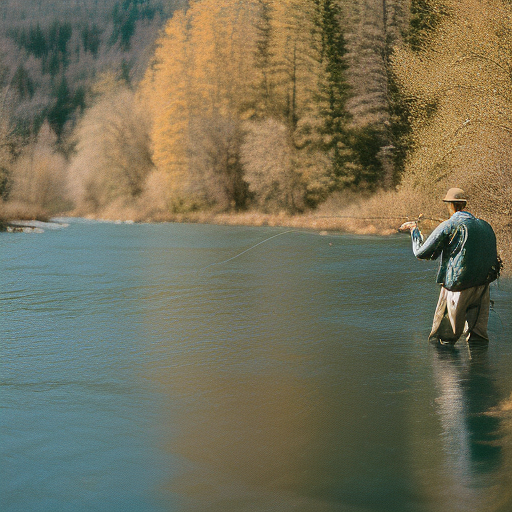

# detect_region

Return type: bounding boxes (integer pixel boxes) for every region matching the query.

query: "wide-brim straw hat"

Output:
[442,187,467,202]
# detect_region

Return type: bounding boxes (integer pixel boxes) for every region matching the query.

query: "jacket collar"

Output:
[451,211,474,220]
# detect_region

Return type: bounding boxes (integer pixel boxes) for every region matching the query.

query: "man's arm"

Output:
[400,220,451,260]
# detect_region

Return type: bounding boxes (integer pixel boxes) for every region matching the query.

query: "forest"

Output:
[0,0,510,264]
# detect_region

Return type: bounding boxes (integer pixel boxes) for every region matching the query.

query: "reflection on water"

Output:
[430,344,503,511]
[158,365,320,510]
[1,221,512,512]
[144,229,426,511]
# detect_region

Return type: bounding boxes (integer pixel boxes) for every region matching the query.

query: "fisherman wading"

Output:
[400,188,501,345]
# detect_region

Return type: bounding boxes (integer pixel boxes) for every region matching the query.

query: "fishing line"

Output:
[197,214,439,273]
[198,213,448,273]
[193,226,507,344]
[198,227,349,272]
[164,229,333,307]
[198,229,299,271]
[489,299,505,334]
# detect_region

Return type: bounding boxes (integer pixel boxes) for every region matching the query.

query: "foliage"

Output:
[188,116,249,210]
[142,0,261,210]
[10,21,73,75]
[48,77,86,137]
[0,116,13,198]
[112,0,163,50]
[391,0,512,266]
[340,0,410,187]
[143,0,360,212]
[68,76,153,212]
[392,0,512,215]
[8,122,68,211]
[4,0,510,239]
[0,0,179,139]
[241,119,304,212]
[0,80,20,199]
[408,0,449,51]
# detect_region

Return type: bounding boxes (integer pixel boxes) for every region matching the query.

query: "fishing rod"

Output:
[313,214,446,223]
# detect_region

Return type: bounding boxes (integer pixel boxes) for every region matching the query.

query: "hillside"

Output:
[0,0,181,135]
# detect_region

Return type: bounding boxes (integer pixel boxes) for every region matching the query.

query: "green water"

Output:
[1,220,512,512]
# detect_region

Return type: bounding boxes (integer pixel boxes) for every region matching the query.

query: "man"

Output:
[399,188,501,345]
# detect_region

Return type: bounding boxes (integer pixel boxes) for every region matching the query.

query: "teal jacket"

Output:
[411,211,498,291]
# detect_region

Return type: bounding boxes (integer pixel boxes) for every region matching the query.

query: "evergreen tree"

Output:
[316,0,351,181]
[47,76,85,137]
[252,0,274,118]
[12,66,35,100]
[81,23,102,56]
[339,0,410,187]
[408,0,448,51]
[48,76,73,136]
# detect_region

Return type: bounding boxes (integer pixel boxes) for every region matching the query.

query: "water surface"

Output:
[1,220,512,512]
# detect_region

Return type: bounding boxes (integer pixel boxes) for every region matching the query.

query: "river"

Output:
[1,219,512,512]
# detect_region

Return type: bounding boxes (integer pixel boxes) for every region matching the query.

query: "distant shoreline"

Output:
[0,208,437,236]
[77,210,407,236]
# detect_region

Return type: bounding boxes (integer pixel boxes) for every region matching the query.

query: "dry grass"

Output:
[69,197,403,234]
[0,201,50,225]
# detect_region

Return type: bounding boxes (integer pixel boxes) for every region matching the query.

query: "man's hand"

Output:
[398,221,417,233]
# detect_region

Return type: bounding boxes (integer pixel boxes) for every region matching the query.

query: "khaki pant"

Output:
[429,284,490,344]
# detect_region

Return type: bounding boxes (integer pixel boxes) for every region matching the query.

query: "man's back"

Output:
[412,211,498,291]
[442,212,498,290]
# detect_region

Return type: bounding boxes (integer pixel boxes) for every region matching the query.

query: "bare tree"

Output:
[188,116,248,211]
[8,121,68,211]
[241,119,306,213]
[68,78,154,212]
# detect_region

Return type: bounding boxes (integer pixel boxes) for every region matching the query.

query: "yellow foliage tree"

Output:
[142,1,260,210]
[260,0,324,126]
[142,0,343,211]
[392,0,512,215]
[142,11,191,206]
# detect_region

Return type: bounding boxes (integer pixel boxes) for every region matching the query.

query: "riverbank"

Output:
[3,193,510,277]
[83,210,412,235]
[0,201,49,230]
[73,188,446,236]
[0,198,432,236]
